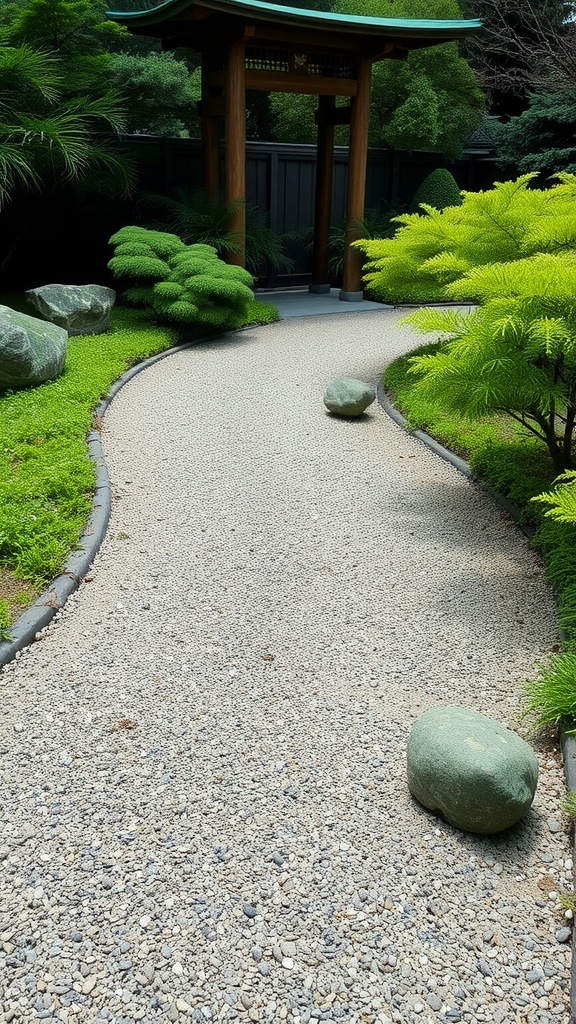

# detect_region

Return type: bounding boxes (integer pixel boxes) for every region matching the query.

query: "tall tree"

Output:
[462,0,575,116]
[271,0,484,156]
[0,38,131,209]
[492,91,576,176]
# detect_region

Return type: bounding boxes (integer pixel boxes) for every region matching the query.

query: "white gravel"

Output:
[0,308,573,1024]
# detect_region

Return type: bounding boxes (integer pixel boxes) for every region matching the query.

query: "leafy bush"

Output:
[525,654,576,731]
[108,226,258,332]
[356,173,576,304]
[533,471,576,524]
[403,251,576,471]
[409,168,462,213]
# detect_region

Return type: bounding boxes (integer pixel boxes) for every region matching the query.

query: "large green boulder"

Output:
[0,305,68,390]
[323,377,375,417]
[406,705,538,835]
[26,283,116,336]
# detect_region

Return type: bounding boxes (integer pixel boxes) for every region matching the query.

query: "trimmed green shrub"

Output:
[355,172,576,304]
[108,226,257,332]
[409,168,462,213]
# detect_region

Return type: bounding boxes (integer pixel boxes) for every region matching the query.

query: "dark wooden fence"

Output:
[126,136,498,284]
[0,136,498,290]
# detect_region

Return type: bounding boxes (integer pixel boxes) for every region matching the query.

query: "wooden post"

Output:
[225,38,247,267]
[341,56,371,301]
[200,58,220,199]
[310,94,335,294]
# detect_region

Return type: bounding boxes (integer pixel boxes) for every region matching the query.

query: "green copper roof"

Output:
[106,0,482,39]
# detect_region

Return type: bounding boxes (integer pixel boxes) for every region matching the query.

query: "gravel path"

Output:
[0,309,573,1024]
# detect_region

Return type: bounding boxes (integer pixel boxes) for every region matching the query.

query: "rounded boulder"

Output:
[406,705,538,835]
[323,377,375,417]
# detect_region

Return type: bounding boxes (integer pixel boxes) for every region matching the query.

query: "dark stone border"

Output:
[0,340,201,670]
[377,380,576,1022]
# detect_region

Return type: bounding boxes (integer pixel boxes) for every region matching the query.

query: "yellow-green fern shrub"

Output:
[108,226,256,332]
[355,173,576,304]
[403,251,576,473]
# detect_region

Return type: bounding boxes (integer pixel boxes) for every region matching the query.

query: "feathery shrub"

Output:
[403,251,576,472]
[108,226,257,332]
[356,172,576,304]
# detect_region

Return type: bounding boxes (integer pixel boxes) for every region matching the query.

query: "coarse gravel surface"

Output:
[0,308,573,1024]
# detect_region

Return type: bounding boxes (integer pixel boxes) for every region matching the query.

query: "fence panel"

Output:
[0,135,498,290]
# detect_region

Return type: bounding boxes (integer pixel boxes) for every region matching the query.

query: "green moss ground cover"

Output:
[384,342,576,700]
[0,300,279,624]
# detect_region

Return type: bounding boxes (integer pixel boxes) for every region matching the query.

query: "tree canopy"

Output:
[271,0,484,156]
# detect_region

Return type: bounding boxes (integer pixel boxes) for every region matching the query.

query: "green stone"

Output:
[406,705,538,835]
[26,284,116,336]
[323,377,375,417]
[0,305,67,390]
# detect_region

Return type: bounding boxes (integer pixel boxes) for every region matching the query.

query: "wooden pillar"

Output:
[310,95,335,294]
[225,38,247,267]
[200,58,220,200]
[341,56,372,301]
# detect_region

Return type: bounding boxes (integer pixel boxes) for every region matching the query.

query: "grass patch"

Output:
[384,340,576,731]
[0,299,279,623]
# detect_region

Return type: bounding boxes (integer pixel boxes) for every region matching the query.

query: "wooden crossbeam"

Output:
[210,68,357,96]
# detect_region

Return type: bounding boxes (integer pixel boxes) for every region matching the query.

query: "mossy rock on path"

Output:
[406,705,538,835]
[323,377,375,417]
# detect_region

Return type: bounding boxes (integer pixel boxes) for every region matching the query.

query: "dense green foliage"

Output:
[534,471,576,524]
[493,91,576,176]
[271,0,484,154]
[110,51,197,137]
[357,173,576,304]
[409,169,463,212]
[524,654,576,731]
[108,226,264,331]
[404,251,576,471]
[0,39,130,208]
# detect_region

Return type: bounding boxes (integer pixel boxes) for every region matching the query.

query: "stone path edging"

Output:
[377,380,576,1023]
[0,341,201,670]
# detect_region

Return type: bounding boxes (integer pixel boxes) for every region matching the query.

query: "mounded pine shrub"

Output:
[108,226,257,332]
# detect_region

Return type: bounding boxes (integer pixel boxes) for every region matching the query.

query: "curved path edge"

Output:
[0,338,213,671]
[377,380,576,1023]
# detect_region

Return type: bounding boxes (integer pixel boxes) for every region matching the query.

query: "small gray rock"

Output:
[26,284,116,336]
[0,305,67,390]
[555,927,571,943]
[406,705,538,834]
[323,377,375,417]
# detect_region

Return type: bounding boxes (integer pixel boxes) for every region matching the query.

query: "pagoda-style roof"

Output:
[107,0,483,298]
[107,0,482,56]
